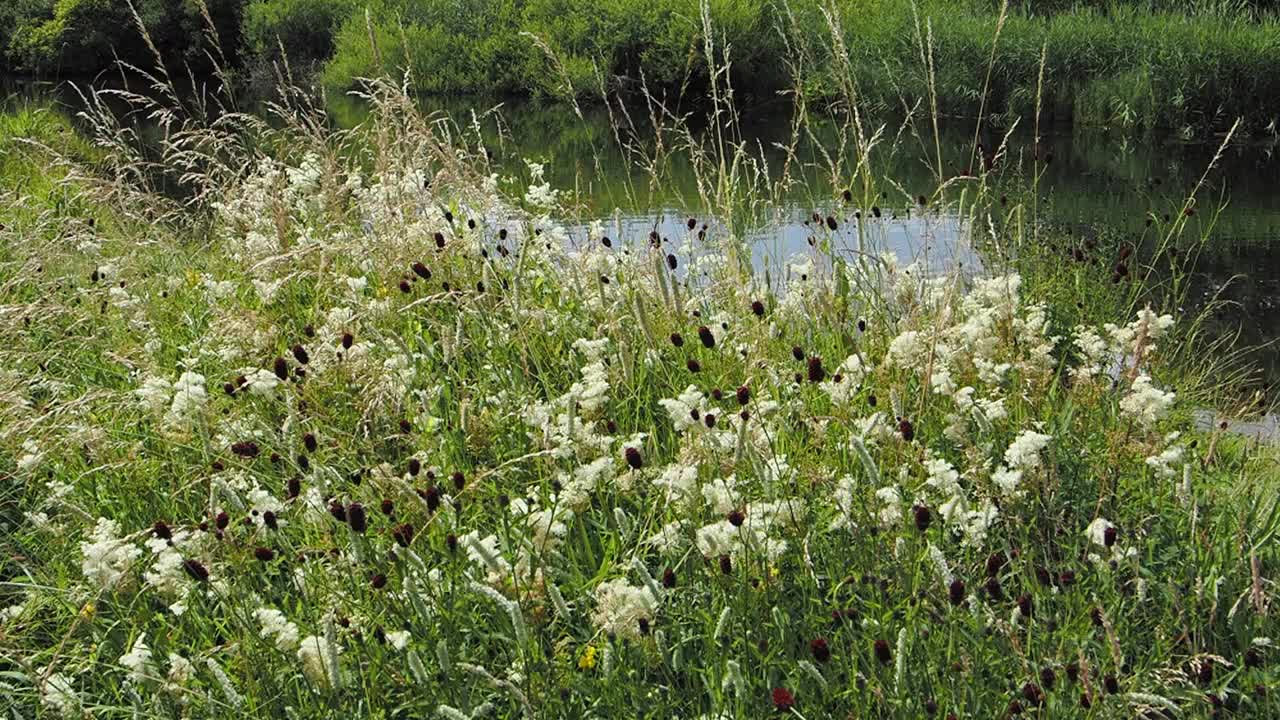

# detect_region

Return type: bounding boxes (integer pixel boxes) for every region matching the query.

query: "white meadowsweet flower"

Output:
[119,633,155,685]
[165,369,208,427]
[81,517,142,591]
[991,466,1023,495]
[1085,517,1115,547]
[243,368,281,396]
[1120,375,1176,426]
[875,486,903,527]
[1004,430,1052,470]
[886,330,926,368]
[590,578,658,641]
[40,672,80,717]
[298,634,340,687]
[386,630,412,651]
[256,607,301,652]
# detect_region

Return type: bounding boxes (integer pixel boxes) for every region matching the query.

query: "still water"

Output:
[8,80,1280,400]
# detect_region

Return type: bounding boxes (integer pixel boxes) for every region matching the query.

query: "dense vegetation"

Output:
[2,0,1280,136]
[2,55,1279,715]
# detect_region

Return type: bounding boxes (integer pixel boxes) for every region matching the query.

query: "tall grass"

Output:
[0,4,1277,718]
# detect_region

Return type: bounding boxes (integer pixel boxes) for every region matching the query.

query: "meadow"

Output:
[2,3,1280,719]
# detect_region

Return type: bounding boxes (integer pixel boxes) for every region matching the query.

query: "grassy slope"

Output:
[1,81,1278,718]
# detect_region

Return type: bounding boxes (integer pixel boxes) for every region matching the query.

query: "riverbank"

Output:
[2,1,1279,138]
[3,74,1279,716]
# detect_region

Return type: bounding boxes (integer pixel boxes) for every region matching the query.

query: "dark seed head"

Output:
[152,521,172,540]
[792,345,805,362]
[913,504,932,532]
[751,300,765,317]
[897,418,914,442]
[825,216,838,231]
[254,546,275,562]
[347,502,367,533]
[807,356,825,383]
[662,568,677,588]
[736,385,750,405]
[810,637,831,663]
[625,447,644,470]
[949,579,966,606]
[371,573,387,589]
[182,559,209,582]
[412,262,431,280]
[985,576,1004,601]
[687,359,701,373]
[291,344,310,365]
[303,432,317,453]
[874,638,892,665]
[1104,675,1119,694]
[434,232,446,248]
[341,332,354,350]
[719,554,732,575]
[273,357,289,381]
[392,523,415,547]
[1104,526,1118,547]
[697,326,715,349]
[670,332,684,347]
[451,471,465,491]
[728,509,745,527]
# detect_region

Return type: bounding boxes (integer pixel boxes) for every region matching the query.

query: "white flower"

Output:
[385,630,411,651]
[243,368,281,396]
[81,517,142,590]
[136,376,173,412]
[298,634,340,687]
[119,633,155,685]
[1120,375,1176,426]
[40,672,80,717]
[590,578,658,641]
[695,520,738,558]
[875,486,903,526]
[165,369,208,427]
[886,330,926,368]
[256,607,301,652]
[924,456,961,496]
[1085,517,1115,547]
[1004,430,1051,470]
[991,466,1022,495]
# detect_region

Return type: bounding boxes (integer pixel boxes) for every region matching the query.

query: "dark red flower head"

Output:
[874,638,892,665]
[347,502,367,533]
[772,687,795,712]
[182,558,209,582]
[697,325,715,349]
[913,504,932,531]
[810,637,831,663]
[624,447,643,470]
[807,356,825,383]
